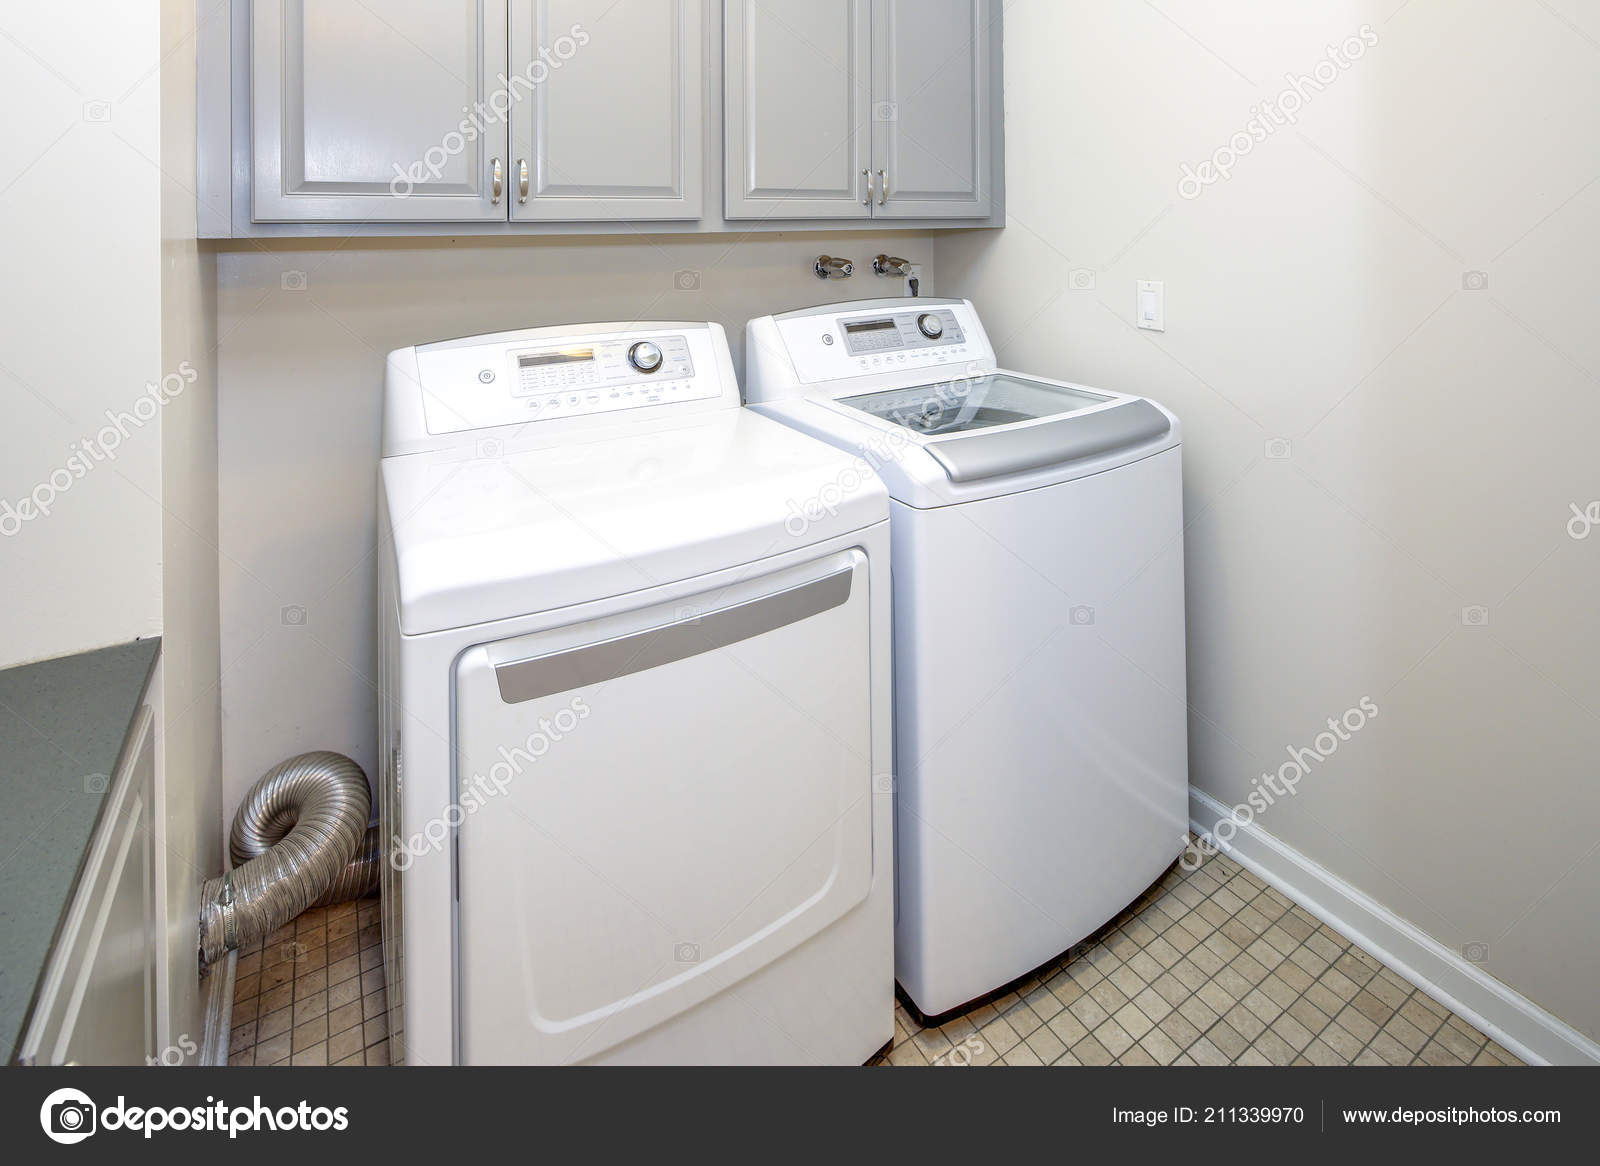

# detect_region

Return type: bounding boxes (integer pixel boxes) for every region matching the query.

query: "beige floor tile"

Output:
[1139,1027,1183,1066]
[1383,1014,1430,1054]
[226,874,1529,1072]
[253,1030,292,1065]
[1432,1022,1486,1062]
[1367,1031,1413,1066]
[293,1015,327,1052]
[1071,1034,1113,1066]
[1286,996,1330,1036]
[1253,1030,1297,1066]
[1225,1003,1268,1043]
[1271,1012,1315,1053]
[293,994,329,1027]
[979,1015,1022,1056]
[328,1000,364,1037]
[1046,1009,1090,1049]
[1003,1042,1045,1066]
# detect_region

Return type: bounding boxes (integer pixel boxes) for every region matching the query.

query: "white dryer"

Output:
[377,321,893,1064]
[745,299,1190,1021]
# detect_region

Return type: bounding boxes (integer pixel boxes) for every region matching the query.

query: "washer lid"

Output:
[839,373,1111,436]
[839,374,1171,485]
[381,410,887,635]
[925,398,1172,484]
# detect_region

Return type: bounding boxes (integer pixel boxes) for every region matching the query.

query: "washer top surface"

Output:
[743,300,1180,509]
[838,373,1111,436]
[382,322,887,636]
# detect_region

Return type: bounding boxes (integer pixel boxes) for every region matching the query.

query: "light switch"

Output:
[1137,280,1165,332]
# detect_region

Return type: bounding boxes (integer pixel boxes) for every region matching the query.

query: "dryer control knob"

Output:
[917,313,944,339]
[628,341,664,373]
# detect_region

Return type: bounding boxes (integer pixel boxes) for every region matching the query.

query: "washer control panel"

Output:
[409,324,728,438]
[840,309,964,357]
[769,300,994,388]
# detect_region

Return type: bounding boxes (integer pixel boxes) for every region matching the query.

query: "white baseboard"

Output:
[199,951,237,1067]
[1188,787,1600,1066]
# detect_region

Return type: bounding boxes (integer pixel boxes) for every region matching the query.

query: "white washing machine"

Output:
[377,321,894,1064]
[745,299,1190,1020]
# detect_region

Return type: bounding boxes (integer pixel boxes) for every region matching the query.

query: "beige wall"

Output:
[159,0,225,1055]
[215,233,937,822]
[936,0,1600,1039]
[0,3,164,668]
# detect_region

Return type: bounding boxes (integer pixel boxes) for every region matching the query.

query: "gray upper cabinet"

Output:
[509,1,703,220]
[723,0,873,219]
[724,0,993,221]
[209,0,999,233]
[252,0,510,222]
[870,0,992,219]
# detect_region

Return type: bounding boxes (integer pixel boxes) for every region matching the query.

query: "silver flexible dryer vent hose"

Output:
[198,751,380,968]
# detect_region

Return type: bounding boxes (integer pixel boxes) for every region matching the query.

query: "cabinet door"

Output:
[724,0,872,219]
[252,0,510,222]
[19,707,158,1065]
[509,1,702,220]
[870,0,992,219]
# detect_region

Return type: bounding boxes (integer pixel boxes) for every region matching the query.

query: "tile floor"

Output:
[227,844,1524,1068]
[872,842,1523,1067]
[227,895,389,1066]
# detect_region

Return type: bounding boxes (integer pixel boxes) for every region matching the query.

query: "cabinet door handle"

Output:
[490,158,503,205]
[877,169,888,206]
[517,158,529,204]
[862,168,874,206]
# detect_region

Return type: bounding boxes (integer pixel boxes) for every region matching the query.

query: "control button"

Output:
[628,341,664,373]
[478,369,496,384]
[918,313,944,339]
[821,333,834,346]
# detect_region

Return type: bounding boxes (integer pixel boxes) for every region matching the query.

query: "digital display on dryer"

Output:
[844,319,897,335]
[518,348,595,367]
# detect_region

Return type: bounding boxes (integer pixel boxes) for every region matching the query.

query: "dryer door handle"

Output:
[492,567,855,705]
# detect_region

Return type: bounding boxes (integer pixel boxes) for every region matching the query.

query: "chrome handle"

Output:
[517,158,529,204]
[877,169,887,206]
[862,168,874,206]
[490,158,503,205]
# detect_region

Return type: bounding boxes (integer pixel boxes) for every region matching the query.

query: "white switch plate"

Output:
[1137,280,1165,331]
[907,263,924,296]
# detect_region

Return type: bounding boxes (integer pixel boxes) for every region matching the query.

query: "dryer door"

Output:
[452,549,873,1063]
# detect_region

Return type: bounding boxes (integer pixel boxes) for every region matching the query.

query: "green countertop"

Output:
[0,638,160,1061]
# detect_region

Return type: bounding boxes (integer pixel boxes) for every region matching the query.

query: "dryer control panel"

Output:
[386,323,736,451]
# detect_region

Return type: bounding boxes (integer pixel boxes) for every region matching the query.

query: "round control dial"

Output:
[917,313,944,340]
[628,341,664,373]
